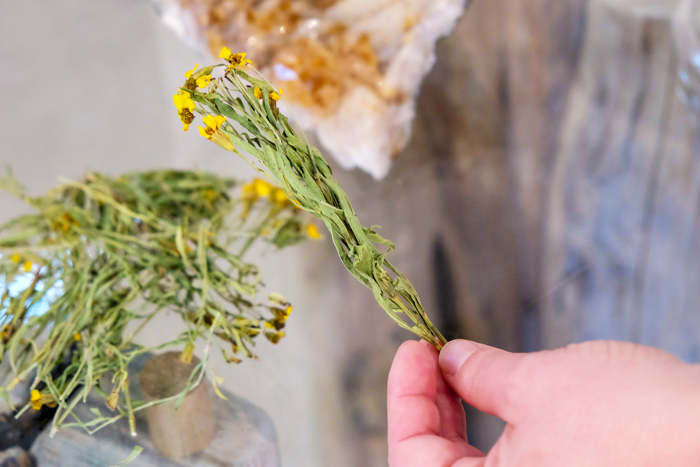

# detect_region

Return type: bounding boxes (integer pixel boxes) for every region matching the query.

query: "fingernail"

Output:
[439,340,480,376]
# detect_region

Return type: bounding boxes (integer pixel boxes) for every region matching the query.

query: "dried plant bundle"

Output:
[174,53,446,350]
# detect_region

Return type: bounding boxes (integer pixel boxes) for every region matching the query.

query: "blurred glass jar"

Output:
[673,0,700,115]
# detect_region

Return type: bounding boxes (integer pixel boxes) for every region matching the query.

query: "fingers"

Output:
[439,340,526,421]
[388,340,486,467]
[387,340,442,445]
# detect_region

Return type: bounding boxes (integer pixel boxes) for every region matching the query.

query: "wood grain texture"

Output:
[541,0,695,354]
[505,0,589,324]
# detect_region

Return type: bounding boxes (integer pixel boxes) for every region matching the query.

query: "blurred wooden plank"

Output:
[637,86,700,361]
[505,0,588,329]
[313,0,555,461]
[542,1,694,352]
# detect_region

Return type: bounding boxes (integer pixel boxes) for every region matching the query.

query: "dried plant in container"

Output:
[0,169,318,438]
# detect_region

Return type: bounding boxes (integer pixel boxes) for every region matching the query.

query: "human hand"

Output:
[387,339,700,466]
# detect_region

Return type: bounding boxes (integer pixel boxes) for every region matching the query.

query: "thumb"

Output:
[439,340,526,421]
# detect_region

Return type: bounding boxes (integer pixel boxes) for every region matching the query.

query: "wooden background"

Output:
[2,0,699,465]
[312,0,700,464]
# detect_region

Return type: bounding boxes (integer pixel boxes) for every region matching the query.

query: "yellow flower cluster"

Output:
[253,87,282,102]
[173,63,216,131]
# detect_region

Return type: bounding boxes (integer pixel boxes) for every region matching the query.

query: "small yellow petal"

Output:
[307,224,322,239]
[213,115,226,127]
[30,390,42,410]
[269,91,281,101]
[184,63,199,79]
[219,46,232,60]
[10,254,20,263]
[73,332,82,341]
[183,122,190,132]
[254,87,263,99]
[196,75,212,88]
[23,261,33,272]
[198,126,209,138]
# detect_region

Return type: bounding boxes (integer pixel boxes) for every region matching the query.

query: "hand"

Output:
[387,339,700,466]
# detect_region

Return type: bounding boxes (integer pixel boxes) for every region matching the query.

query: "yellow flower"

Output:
[254,87,263,99]
[30,390,57,410]
[252,179,273,197]
[272,305,293,323]
[10,254,20,263]
[198,115,235,151]
[265,330,286,344]
[183,63,214,90]
[173,92,196,131]
[271,188,290,207]
[219,47,252,68]
[72,332,82,341]
[198,115,226,138]
[269,90,281,101]
[219,46,233,60]
[307,224,322,240]
[23,261,33,272]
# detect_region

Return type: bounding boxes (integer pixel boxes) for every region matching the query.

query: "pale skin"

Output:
[387,339,700,467]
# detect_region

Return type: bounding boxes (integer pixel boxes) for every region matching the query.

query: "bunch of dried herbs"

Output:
[0,169,316,436]
[174,51,447,350]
